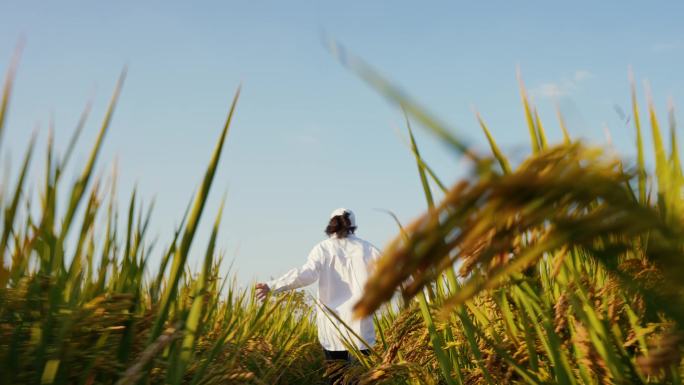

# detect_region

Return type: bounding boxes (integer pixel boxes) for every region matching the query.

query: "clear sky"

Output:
[1,1,682,286]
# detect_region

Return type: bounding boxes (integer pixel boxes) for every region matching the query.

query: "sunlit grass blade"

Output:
[645,83,670,209]
[518,69,541,153]
[667,100,683,219]
[327,39,485,169]
[534,107,548,149]
[56,99,92,182]
[0,132,35,282]
[151,197,192,301]
[630,70,647,205]
[475,109,511,174]
[60,68,126,239]
[669,100,681,176]
[405,110,459,385]
[417,296,459,385]
[555,103,571,144]
[171,198,225,385]
[0,42,22,150]
[406,111,435,208]
[394,125,448,193]
[456,308,500,385]
[148,86,240,343]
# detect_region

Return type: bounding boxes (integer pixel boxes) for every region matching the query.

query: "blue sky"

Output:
[1,1,682,286]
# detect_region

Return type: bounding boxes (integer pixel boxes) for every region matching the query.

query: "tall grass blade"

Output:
[534,108,548,149]
[57,99,92,181]
[517,69,540,153]
[171,199,225,385]
[60,68,126,239]
[555,103,571,144]
[669,100,681,175]
[406,112,459,385]
[475,110,511,174]
[630,70,647,204]
[327,40,485,169]
[148,86,240,342]
[406,111,435,208]
[646,84,670,210]
[0,133,35,281]
[0,42,22,150]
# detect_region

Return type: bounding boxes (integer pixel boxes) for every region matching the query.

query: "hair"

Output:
[325,211,357,238]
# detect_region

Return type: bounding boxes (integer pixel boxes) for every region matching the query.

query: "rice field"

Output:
[1,47,683,385]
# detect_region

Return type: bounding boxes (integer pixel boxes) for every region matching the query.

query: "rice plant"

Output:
[331,43,684,384]
[0,56,325,385]
[2,43,684,385]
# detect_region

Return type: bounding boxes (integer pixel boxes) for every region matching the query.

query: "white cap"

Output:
[330,208,356,227]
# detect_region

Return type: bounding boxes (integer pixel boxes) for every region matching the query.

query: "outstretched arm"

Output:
[255,245,323,300]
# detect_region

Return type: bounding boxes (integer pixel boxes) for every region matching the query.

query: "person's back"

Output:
[256,208,380,381]
[312,233,378,350]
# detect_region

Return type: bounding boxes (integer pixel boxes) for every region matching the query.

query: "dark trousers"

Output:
[323,349,370,385]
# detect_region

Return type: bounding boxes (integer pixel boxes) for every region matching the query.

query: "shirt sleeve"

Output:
[266,245,323,293]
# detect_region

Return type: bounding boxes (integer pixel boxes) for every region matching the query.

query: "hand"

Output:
[255,283,271,301]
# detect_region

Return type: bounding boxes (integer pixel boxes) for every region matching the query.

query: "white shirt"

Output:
[266,234,380,351]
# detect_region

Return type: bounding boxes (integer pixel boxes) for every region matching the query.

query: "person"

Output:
[255,208,380,382]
